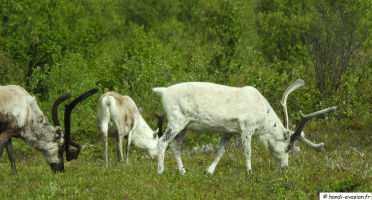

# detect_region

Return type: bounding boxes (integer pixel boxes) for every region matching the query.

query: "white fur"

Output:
[0,85,63,165]
[96,92,159,166]
[153,82,312,175]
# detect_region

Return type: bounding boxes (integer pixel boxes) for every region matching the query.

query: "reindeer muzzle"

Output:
[50,162,64,173]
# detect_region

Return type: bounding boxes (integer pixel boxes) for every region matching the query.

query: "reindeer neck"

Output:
[254,101,286,147]
[132,114,154,140]
[22,122,58,152]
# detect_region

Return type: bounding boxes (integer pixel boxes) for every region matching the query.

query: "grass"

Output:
[1,120,371,199]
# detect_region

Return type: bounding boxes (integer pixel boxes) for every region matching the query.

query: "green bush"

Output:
[0,0,371,139]
[28,52,98,139]
[330,175,367,192]
[0,49,25,86]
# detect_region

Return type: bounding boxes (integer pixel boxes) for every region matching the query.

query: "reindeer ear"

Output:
[55,126,64,143]
[291,145,300,156]
[55,126,62,135]
[290,132,304,155]
[284,130,290,140]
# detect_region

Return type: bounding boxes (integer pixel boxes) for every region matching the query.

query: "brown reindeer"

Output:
[0,85,98,175]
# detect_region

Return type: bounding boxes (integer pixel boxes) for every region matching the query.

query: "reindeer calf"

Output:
[96,92,165,166]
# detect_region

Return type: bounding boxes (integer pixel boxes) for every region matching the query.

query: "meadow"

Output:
[1,120,371,199]
[1,0,372,199]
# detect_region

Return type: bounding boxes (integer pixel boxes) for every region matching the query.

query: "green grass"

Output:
[1,121,371,199]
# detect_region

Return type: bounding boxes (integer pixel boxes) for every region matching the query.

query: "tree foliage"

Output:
[0,0,371,138]
[198,0,244,84]
[307,0,371,102]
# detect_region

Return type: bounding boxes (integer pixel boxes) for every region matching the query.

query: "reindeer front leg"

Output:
[241,130,253,173]
[170,130,186,175]
[158,128,181,174]
[158,129,173,174]
[125,121,138,165]
[1,128,17,175]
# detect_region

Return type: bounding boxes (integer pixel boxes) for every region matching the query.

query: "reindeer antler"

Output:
[280,79,305,155]
[280,79,305,129]
[52,93,71,127]
[154,112,166,138]
[64,88,99,161]
[290,107,336,150]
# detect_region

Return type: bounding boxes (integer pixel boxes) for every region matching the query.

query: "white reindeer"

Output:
[96,92,165,166]
[153,80,336,175]
[0,85,98,174]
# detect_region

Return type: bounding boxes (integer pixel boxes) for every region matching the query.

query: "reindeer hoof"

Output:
[205,169,214,175]
[179,168,186,175]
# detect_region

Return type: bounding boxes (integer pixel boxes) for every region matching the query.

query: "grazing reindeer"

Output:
[153,80,336,175]
[96,92,165,166]
[0,85,98,174]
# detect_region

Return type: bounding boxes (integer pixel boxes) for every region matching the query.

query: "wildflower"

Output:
[362,153,365,157]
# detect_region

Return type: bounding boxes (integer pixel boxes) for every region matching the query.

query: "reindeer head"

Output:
[145,112,166,159]
[140,107,164,159]
[270,79,336,167]
[50,88,98,172]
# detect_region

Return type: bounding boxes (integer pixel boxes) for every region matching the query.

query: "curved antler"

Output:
[290,107,336,150]
[64,88,99,161]
[52,93,72,127]
[280,79,305,155]
[154,112,166,138]
[280,79,305,129]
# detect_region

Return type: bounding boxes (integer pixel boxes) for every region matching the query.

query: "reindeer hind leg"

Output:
[114,138,124,162]
[99,126,109,167]
[206,133,233,175]
[6,138,17,175]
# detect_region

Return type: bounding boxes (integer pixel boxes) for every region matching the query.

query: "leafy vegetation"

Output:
[1,0,371,120]
[0,0,371,198]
